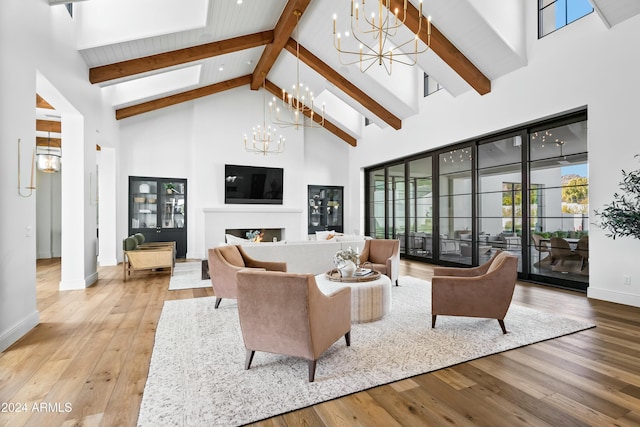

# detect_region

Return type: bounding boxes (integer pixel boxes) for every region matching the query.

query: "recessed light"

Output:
[219,65,224,71]
[237,0,242,4]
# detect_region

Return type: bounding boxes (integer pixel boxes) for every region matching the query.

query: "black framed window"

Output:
[424,73,442,97]
[539,0,593,38]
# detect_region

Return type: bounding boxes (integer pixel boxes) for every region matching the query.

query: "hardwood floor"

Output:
[1,258,640,426]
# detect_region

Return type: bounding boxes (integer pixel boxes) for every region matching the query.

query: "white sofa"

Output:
[238,239,368,275]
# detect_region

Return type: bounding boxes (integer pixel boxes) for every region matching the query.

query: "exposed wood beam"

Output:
[36,137,62,148]
[36,94,54,109]
[264,79,357,147]
[250,0,311,90]
[90,31,274,84]
[115,75,252,120]
[389,0,491,95]
[284,38,402,130]
[36,119,61,133]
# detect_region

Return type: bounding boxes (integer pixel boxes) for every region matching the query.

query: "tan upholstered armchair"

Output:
[208,245,287,308]
[236,270,351,382]
[359,239,400,286]
[431,250,518,334]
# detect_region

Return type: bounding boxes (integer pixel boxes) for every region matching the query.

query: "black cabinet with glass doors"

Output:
[128,176,187,258]
[308,185,343,234]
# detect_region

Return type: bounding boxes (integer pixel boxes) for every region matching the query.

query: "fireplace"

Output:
[202,206,303,258]
[226,228,284,242]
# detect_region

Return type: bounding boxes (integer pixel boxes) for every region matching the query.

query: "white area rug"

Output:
[168,262,211,290]
[140,276,594,426]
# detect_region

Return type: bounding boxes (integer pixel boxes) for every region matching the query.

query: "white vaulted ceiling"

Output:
[63,0,639,145]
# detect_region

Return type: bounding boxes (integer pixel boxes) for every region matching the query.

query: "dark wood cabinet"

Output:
[129,176,187,258]
[308,185,343,234]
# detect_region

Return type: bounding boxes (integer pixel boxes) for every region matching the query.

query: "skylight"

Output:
[75,0,209,50]
[107,65,202,106]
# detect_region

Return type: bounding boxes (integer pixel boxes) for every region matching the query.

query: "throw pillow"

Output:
[123,236,137,251]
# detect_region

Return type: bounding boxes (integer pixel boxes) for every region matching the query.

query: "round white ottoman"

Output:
[315,273,392,323]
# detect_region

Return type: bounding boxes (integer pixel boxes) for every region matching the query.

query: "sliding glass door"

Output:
[364,110,588,291]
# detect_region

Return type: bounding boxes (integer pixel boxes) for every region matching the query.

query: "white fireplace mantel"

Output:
[203,206,303,215]
[203,206,305,250]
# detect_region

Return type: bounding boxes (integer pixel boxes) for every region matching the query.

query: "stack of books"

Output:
[354,268,373,277]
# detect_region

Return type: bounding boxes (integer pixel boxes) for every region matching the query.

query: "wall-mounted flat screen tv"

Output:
[225,164,284,205]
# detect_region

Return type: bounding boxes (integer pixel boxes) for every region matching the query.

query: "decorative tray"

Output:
[324,268,381,283]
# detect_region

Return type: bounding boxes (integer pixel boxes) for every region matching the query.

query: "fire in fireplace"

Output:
[225,228,284,242]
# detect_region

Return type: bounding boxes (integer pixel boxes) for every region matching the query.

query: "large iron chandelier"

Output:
[269,10,325,130]
[333,0,431,75]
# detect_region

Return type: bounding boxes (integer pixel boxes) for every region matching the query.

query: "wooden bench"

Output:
[123,236,176,281]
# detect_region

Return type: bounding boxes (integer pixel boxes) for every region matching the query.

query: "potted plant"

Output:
[595,156,640,240]
[164,183,176,194]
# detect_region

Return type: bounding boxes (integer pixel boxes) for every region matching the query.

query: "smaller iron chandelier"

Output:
[269,9,325,130]
[244,81,285,155]
[37,132,61,173]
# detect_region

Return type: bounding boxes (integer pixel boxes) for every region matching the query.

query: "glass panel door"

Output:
[367,169,386,239]
[388,164,405,246]
[438,147,473,264]
[160,180,185,229]
[528,120,588,288]
[408,157,433,258]
[130,178,158,235]
[477,136,523,270]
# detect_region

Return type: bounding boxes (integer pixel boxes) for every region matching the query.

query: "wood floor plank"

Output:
[451,362,589,427]
[2,258,640,427]
[413,373,547,427]
[543,392,633,427]
[368,381,477,426]
[431,366,478,391]
[468,356,551,399]
[489,351,631,420]
[314,391,402,427]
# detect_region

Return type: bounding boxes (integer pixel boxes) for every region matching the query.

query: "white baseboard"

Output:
[86,271,98,287]
[59,271,100,290]
[588,287,640,308]
[98,257,118,267]
[59,279,86,290]
[0,310,40,353]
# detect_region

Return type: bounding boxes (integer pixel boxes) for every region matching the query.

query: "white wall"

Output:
[118,87,351,259]
[0,1,120,351]
[351,7,640,307]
